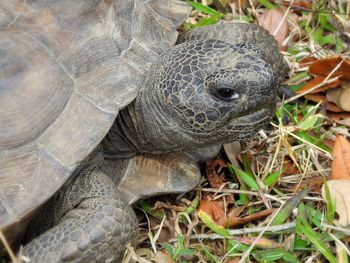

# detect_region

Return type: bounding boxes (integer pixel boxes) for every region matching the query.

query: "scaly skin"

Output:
[177,22,289,84]
[23,161,138,263]
[22,24,285,262]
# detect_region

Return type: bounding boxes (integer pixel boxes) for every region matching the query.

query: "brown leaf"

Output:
[327,112,350,128]
[322,179,350,226]
[324,138,335,149]
[282,137,300,170]
[283,0,312,11]
[199,199,226,224]
[339,82,350,111]
[296,76,341,94]
[258,8,289,48]
[326,82,350,112]
[227,206,245,218]
[299,56,318,67]
[331,135,350,180]
[335,118,350,127]
[291,176,324,192]
[223,142,241,167]
[199,200,274,228]
[234,236,283,249]
[309,57,350,80]
[326,87,343,107]
[304,93,326,103]
[154,250,174,263]
[205,159,227,188]
[330,12,350,38]
[325,101,344,112]
[282,159,299,176]
[224,209,275,228]
[224,259,240,263]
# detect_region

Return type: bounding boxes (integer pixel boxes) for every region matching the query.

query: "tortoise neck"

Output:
[102,100,143,159]
[102,89,193,159]
[102,96,172,159]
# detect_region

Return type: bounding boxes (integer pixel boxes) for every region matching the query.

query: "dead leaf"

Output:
[309,57,350,80]
[282,159,299,176]
[336,118,350,127]
[325,81,350,112]
[224,259,240,263]
[326,87,343,106]
[199,199,226,225]
[339,82,350,111]
[154,201,186,212]
[283,0,312,11]
[325,101,344,112]
[304,93,326,103]
[225,209,275,228]
[153,250,173,263]
[223,142,241,167]
[258,8,289,48]
[299,56,318,67]
[199,199,274,228]
[322,179,350,226]
[205,160,227,188]
[330,13,350,39]
[291,176,324,192]
[331,135,350,180]
[327,112,350,127]
[282,137,300,171]
[324,138,335,149]
[234,236,283,249]
[296,76,341,94]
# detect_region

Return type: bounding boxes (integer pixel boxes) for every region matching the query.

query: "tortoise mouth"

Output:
[239,107,273,121]
[228,107,274,135]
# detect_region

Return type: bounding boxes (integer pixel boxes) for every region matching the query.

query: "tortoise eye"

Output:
[213,87,239,101]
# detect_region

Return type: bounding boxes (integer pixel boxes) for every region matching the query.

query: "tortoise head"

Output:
[136,39,278,153]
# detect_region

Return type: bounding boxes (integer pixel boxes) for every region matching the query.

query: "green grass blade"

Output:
[271,190,308,225]
[323,179,335,223]
[296,220,337,263]
[229,165,260,190]
[263,171,281,186]
[197,210,231,237]
[187,1,224,17]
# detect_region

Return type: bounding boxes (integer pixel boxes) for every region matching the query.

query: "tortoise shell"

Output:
[0,0,190,242]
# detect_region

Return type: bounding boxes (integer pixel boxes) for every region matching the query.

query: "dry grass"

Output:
[124,1,350,262]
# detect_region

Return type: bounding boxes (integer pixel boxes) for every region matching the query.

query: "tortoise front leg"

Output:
[22,168,137,262]
[116,153,201,204]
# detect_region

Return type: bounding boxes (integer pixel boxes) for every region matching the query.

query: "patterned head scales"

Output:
[138,39,277,152]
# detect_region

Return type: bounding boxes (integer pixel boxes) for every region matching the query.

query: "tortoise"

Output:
[0,0,287,262]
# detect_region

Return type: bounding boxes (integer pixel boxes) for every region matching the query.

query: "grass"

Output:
[124,0,350,262]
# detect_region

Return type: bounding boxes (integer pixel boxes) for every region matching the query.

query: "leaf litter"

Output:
[123,1,350,262]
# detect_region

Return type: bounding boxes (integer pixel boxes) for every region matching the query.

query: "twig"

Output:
[0,231,17,263]
[195,187,283,203]
[169,222,295,242]
[322,223,350,235]
[270,122,332,158]
[273,0,294,36]
[283,76,340,104]
[328,232,350,258]
[239,203,286,262]
[196,188,323,201]
[284,58,344,104]
[247,0,259,20]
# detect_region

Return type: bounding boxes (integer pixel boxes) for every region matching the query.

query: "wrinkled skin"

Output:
[103,40,277,158]
[21,27,284,262]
